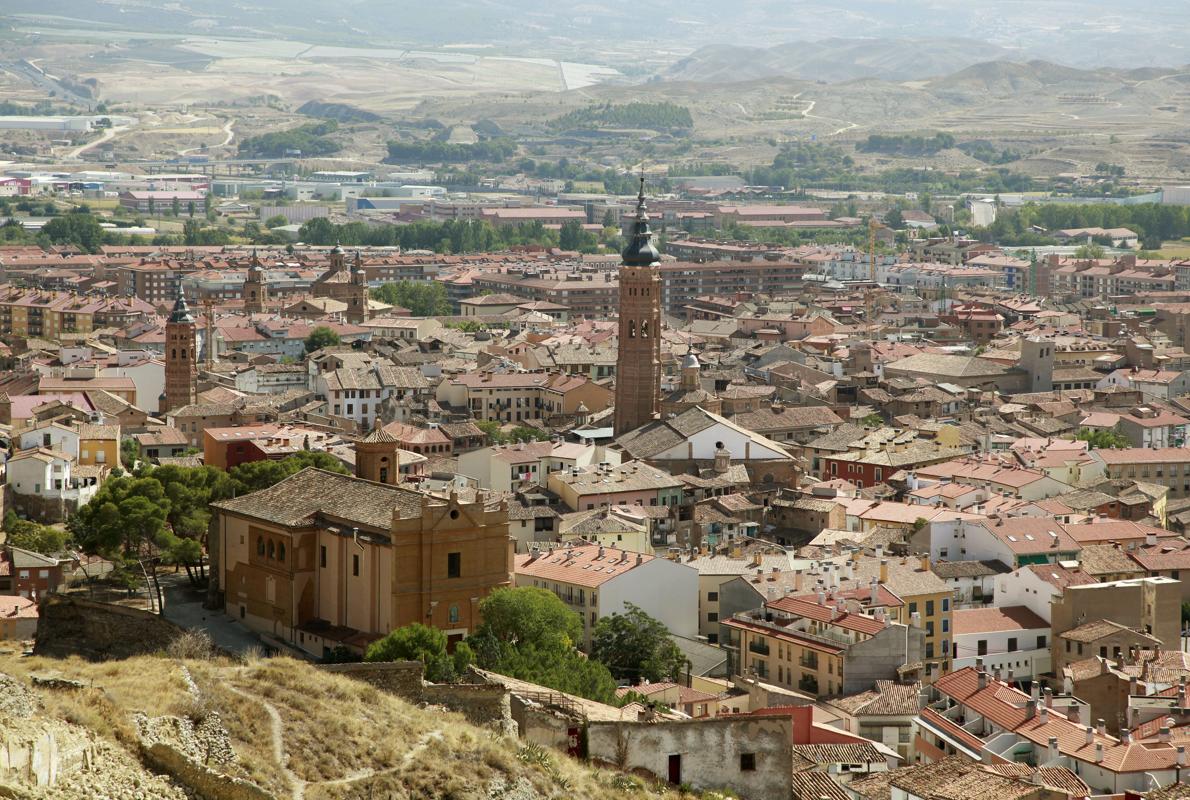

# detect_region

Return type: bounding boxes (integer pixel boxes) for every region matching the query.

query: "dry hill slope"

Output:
[0,649,693,800]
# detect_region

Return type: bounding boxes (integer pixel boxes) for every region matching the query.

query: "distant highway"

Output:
[3,60,95,110]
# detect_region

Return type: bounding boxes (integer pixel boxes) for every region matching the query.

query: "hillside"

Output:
[0,648,687,800]
[664,38,1014,83]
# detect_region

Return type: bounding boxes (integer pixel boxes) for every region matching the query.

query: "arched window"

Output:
[277,543,286,562]
[640,321,649,338]
[171,348,177,359]
[181,349,187,358]
[256,537,265,556]
[628,320,636,338]
[267,540,275,559]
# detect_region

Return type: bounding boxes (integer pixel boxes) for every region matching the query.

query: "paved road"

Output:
[158,571,263,656]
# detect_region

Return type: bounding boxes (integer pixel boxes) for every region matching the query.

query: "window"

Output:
[449,605,460,624]
[739,753,756,772]
[707,591,719,602]
[942,598,950,612]
[925,600,935,617]
[908,602,918,615]
[1037,635,1046,649]
[267,540,275,559]
[320,546,326,568]
[942,619,949,633]
[277,543,285,563]
[352,554,360,577]
[257,537,265,556]
[1008,637,1017,651]
[448,552,461,578]
[977,640,988,656]
[707,612,718,623]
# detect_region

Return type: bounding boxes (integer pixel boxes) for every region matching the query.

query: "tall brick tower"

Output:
[163,290,197,413]
[346,249,369,324]
[613,178,662,436]
[243,249,267,314]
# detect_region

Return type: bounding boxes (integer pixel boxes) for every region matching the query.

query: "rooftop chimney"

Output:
[1044,686,1053,709]
[978,670,988,691]
[1097,718,1106,736]
[1084,726,1094,746]
[1068,703,1080,724]
[1031,681,1041,702]
[1047,736,1059,763]
[1160,726,1171,743]
[1026,699,1037,720]
[919,553,930,572]
[879,559,888,583]
[1178,746,1186,767]
[869,577,879,603]
[1094,743,1104,763]
[816,588,826,606]
[1040,706,1049,724]
[1120,729,1131,744]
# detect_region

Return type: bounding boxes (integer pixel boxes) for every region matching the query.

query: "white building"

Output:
[513,544,698,648]
[457,440,620,493]
[951,606,1051,680]
[5,448,102,522]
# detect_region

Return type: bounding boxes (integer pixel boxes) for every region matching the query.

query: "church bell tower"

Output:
[613,178,663,436]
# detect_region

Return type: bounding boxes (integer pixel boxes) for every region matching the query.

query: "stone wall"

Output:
[587,716,794,799]
[318,661,516,734]
[141,742,275,800]
[511,696,573,750]
[34,595,186,661]
[8,493,82,526]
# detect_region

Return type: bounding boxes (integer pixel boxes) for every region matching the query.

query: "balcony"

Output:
[748,640,771,657]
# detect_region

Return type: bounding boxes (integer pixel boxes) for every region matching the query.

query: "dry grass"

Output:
[0,651,689,800]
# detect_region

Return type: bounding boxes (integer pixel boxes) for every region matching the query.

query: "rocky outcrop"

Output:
[33,596,186,661]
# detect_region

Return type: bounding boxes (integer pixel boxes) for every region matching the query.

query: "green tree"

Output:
[40,213,107,252]
[70,475,176,560]
[120,436,139,471]
[264,214,288,229]
[304,326,341,353]
[591,603,686,684]
[1074,243,1106,260]
[227,451,349,495]
[370,281,451,316]
[467,587,618,703]
[2,512,70,555]
[1075,427,1130,449]
[365,623,472,682]
[860,412,884,427]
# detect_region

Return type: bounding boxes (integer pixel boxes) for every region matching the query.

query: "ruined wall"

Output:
[34,595,186,661]
[318,661,515,734]
[140,742,274,800]
[511,696,573,750]
[587,716,794,799]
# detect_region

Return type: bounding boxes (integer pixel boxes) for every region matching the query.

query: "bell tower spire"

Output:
[613,176,662,436]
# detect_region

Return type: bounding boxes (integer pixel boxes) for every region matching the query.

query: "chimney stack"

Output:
[1097,718,1106,736]
[1084,726,1094,746]
[1047,736,1059,763]
[816,588,826,606]
[1178,746,1186,767]
[1040,706,1049,724]
[1120,729,1131,744]
[1026,699,1037,719]
[1160,726,1171,743]
[1031,681,1041,702]
[1068,703,1080,724]
[1095,743,1104,763]
[879,559,888,583]
[919,553,930,572]
[1044,686,1053,709]
[869,577,879,603]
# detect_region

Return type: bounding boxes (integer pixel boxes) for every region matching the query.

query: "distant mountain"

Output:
[664,38,1016,84]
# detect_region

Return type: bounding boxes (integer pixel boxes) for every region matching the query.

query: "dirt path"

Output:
[227,680,443,799]
[66,124,127,160]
